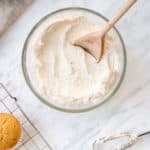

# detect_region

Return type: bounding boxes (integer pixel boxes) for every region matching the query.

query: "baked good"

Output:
[0,113,21,150]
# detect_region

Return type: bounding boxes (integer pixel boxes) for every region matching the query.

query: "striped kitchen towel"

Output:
[0,0,34,37]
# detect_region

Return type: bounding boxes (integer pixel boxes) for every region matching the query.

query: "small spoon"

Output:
[74,0,137,62]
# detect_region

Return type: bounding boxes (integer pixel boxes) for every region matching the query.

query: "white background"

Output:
[0,0,150,149]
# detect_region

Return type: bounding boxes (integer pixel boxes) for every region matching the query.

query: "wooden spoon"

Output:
[73,0,137,62]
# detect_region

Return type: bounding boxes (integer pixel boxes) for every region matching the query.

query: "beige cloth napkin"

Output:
[0,0,33,37]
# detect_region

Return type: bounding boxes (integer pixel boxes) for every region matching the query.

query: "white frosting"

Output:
[33,16,120,104]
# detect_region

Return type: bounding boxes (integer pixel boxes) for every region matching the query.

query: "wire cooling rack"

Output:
[0,82,52,150]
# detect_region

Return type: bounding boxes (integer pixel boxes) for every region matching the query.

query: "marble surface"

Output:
[0,0,150,149]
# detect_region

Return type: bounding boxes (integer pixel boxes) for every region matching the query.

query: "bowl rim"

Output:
[22,7,127,113]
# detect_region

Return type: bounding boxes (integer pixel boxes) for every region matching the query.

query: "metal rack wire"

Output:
[0,82,52,150]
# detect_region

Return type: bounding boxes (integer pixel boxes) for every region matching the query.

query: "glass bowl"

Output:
[22,7,126,113]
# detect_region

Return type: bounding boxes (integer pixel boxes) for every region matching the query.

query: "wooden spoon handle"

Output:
[102,0,137,35]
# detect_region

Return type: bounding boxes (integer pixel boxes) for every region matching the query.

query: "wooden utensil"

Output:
[73,0,137,62]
